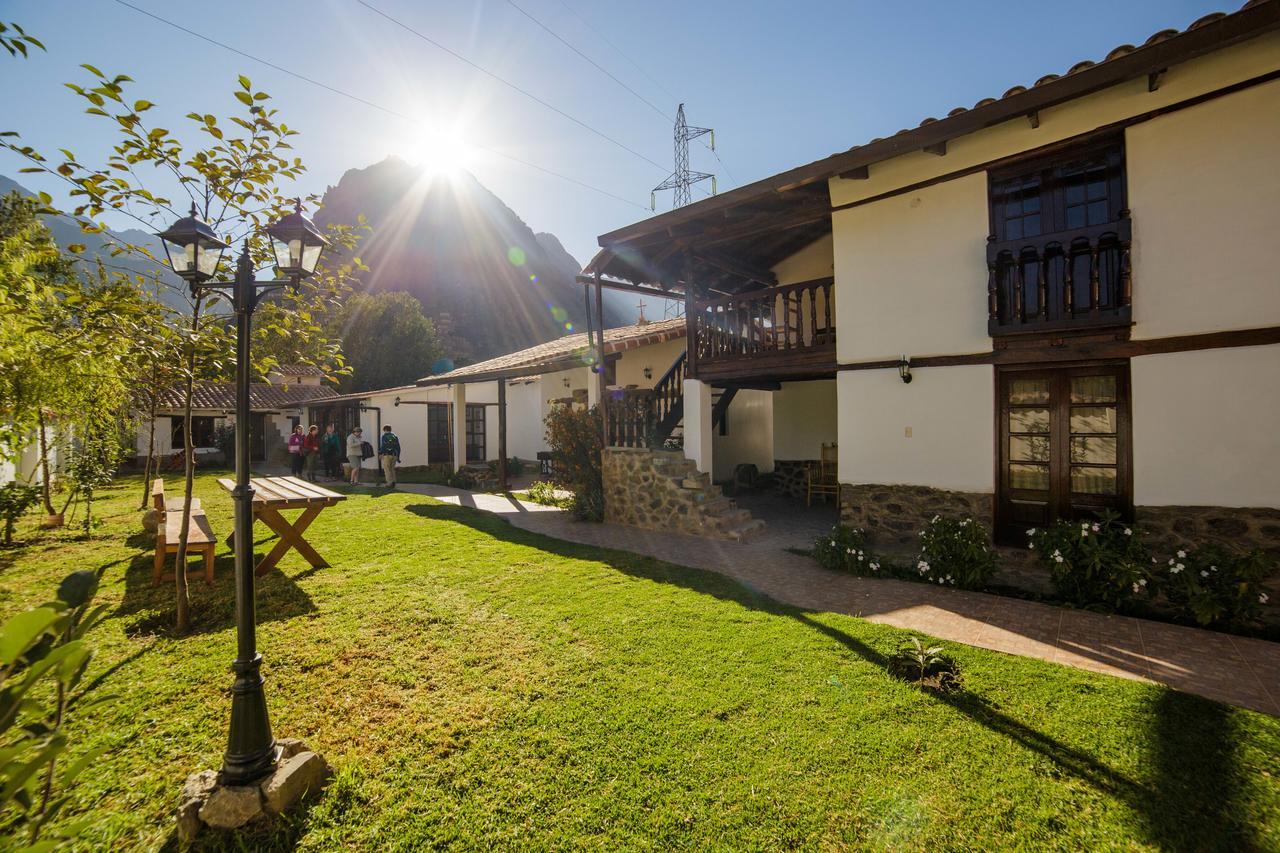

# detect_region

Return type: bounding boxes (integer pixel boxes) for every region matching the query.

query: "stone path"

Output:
[386,482,1280,716]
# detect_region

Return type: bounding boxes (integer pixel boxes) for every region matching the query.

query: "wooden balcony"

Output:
[987,215,1132,336]
[690,277,836,380]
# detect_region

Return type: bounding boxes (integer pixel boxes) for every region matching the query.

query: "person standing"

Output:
[322,424,342,480]
[378,424,400,489]
[345,426,363,485]
[287,423,305,477]
[302,425,321,482]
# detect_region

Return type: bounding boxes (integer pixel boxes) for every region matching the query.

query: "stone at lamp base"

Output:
[176,739,331,843]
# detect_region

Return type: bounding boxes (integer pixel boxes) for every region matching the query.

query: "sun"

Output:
[400,128,477,177]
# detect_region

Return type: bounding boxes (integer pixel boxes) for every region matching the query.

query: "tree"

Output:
[335,291,443,392]
[4,69,363,632]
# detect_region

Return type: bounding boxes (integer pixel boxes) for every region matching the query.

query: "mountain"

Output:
[314,157,629,364]
[0,175,190,311]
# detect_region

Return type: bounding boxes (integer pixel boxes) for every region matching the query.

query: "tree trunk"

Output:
[140,390,157,510]
[175,296,203,635]
[36,408,55,516]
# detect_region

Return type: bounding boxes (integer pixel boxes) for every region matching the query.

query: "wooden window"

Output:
[987,139,1131,334]
[171,415,216,448]
[427,403,451,464]
[995,363,1132,544]
[465,404,486,463]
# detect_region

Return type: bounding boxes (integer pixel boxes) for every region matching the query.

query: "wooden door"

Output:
[996,363,1132,543]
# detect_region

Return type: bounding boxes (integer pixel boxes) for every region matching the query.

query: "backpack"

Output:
[360,440,374,460]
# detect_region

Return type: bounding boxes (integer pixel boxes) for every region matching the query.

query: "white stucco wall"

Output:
[711,389,774,482]
[772,233,834,285]
[1126,79,1280,339]
[772,380,837,461]
[1132,345,1280,507]
[612,336,685,388]
[833,173,990,363]
[838,364,993,492]
[504,379,545,461]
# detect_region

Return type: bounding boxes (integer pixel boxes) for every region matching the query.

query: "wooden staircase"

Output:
[651,352,737,445]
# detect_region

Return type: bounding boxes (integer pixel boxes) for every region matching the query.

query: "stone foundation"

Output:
[1136,505,1280,563]
[772,460,814,500]
[603,447,764,540]
[840,484,993,549]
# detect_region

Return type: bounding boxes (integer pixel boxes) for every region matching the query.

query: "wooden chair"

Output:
[806,443,840,506]
[151,479,216,586]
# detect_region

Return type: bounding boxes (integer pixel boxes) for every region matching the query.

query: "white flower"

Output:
[1210,565,1217,572]
[1200,570,1209,578]
[1132,583,1141,593]
[1170,565,1182,575]
[1027,528,1036,536]
[1123,528,1132,536]
[1260,593,1269,605]
[869,562,879,571]
[1177,550,1186,559]
[856,554,864,562]
[1092,523,1100,533]
[1028,543,1035,550]
[1154,557,1160,564]
[1081,530,1089,538]
[932,515,940,523]
[1054,555,1064,564]
[1138,578,1147,587]
[1175,563,1185,571]
[1082,522,1089,530]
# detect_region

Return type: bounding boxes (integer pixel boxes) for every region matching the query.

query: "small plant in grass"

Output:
[525,480,570,508]
[915,514,997,589]
[0,568,112,848]
[1029,511,1151,610]
[887,636,962,691]
[0,482,41,546]
[813,525,884,576]
[66,432,121,535]
[1156,544,1275,628]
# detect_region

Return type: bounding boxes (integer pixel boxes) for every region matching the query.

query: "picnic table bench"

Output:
[217,476,346,576]
[152,478,216,586]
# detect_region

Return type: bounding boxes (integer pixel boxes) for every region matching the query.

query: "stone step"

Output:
[725,518,767,542]
[700,496,733,515]
[680,474,711,490]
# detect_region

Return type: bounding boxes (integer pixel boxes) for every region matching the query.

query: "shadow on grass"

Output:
[403,501,1263,851]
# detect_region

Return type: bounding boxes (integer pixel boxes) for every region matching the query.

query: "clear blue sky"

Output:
[1,0,1226,265]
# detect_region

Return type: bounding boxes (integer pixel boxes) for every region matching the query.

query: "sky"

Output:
[0,0,1230,267]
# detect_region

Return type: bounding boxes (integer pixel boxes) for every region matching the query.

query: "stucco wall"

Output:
[772,380,837,460]
[772,233,834,285]
[711,388,774,481]
[1126,79,1280,339]
[833,173,991,363]
[1132,345,1280,507]
[837,364,993,493]
[613,336,685,388]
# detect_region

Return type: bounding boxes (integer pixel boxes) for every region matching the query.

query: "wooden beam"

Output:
[923,141,947,156]
[837,165,869,180]
[1148,68,1166,92]
[497,378,507,490]
[594,271,607,447]
[1026,111,1040,129]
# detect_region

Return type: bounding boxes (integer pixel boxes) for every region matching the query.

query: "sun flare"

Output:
[396,127,477,178]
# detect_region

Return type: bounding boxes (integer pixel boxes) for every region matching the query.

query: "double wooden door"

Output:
[996,363,1132,543]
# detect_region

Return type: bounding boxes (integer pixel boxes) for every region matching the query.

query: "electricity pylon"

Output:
[651,104,715,209]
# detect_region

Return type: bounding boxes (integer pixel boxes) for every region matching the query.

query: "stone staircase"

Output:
[603,448,765,542]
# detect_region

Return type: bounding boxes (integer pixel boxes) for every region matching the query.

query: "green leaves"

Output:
[0,609,60,667]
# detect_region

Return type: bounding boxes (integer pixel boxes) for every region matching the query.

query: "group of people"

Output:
[287,423,401,488]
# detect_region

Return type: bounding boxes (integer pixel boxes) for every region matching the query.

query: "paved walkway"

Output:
[382,482,1280,716]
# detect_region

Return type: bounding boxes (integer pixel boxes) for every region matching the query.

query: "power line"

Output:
[504,0,670,122]
[355,0,669,173]
[109,0,648,211]
[706,142,738,188]
[552,0,679,105]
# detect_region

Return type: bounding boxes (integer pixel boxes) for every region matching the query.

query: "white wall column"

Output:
[587,370,601,410]
[451,382,467,472]
[683,378,713,475]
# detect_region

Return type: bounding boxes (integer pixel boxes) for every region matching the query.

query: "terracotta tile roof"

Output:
[418,318,686,385]
[155,381,338,411]
[269,364,325,376]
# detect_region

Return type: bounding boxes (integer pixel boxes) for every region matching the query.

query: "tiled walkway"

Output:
[383,482,1280,716]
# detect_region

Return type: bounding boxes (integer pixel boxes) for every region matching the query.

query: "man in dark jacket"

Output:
[378,424,401,488]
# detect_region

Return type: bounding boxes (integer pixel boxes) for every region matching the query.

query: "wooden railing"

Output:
[606,389,655,449]
[691,277,835,375]
[987,215,1132,335]
[652,350,685,438]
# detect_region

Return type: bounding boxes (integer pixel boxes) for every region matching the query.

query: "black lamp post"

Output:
[159,200,328,786]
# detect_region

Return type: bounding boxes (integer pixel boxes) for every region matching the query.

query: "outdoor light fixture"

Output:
[266,200,329,280]
[157,200,327,787]
[643,366,653,380]
[156,203,230,290]
[563,376,571,388]
[898,355,913,384]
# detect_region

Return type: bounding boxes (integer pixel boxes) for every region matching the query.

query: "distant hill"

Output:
[0,174,190,311]
[314,157,630,364]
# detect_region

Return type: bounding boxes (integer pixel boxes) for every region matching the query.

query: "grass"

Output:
[1,473,1278,850]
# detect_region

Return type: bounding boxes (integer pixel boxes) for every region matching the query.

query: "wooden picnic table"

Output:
[217,475,346,576]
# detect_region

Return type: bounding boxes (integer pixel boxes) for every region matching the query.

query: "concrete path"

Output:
[387,482,1280,716]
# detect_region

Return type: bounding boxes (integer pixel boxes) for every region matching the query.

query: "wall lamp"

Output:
[563,376,572,388]
[898,355,913,384]
[643,366,653,380]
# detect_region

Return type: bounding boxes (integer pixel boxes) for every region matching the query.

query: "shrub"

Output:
[525,480,570,508]
[813,525,885,576]
[887,637,962,691]
[506,457,526,478]
[544,404,603,522]
[0,482,41,546]
[915,515,997,589]
[1029,511,1151,610]
[1156,545,1275,628]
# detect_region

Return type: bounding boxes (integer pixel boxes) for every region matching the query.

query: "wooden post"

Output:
[683,251,697,379]
[497,379,508,491]
[594,271,608,448]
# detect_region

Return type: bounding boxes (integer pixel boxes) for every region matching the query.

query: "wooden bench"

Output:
[152,479,216,586]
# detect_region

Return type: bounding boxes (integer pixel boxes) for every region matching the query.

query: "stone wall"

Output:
[772,460,813,500]
[602,447,764,540]
[840,484,992,549]
[1137,506,1280,564]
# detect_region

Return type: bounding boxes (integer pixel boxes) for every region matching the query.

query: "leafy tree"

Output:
[0,21,43,58]
[336,291,443,392]
[544,403,603,521]
[4,69,363,632]
[0,483,40,546]
[66,424,123,536]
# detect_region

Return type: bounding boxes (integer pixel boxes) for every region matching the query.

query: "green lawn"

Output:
[1,473,1278,850]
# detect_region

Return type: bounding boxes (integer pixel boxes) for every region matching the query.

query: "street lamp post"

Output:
[159,201,328,786]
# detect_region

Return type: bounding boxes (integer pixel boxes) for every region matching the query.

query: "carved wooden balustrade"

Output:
[987,214,1132,335]
[690,276,836,379]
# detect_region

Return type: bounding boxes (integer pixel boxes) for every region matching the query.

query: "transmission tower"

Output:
[651,104,716,209]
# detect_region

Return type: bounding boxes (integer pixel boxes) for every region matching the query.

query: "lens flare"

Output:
[507,246,526,266]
